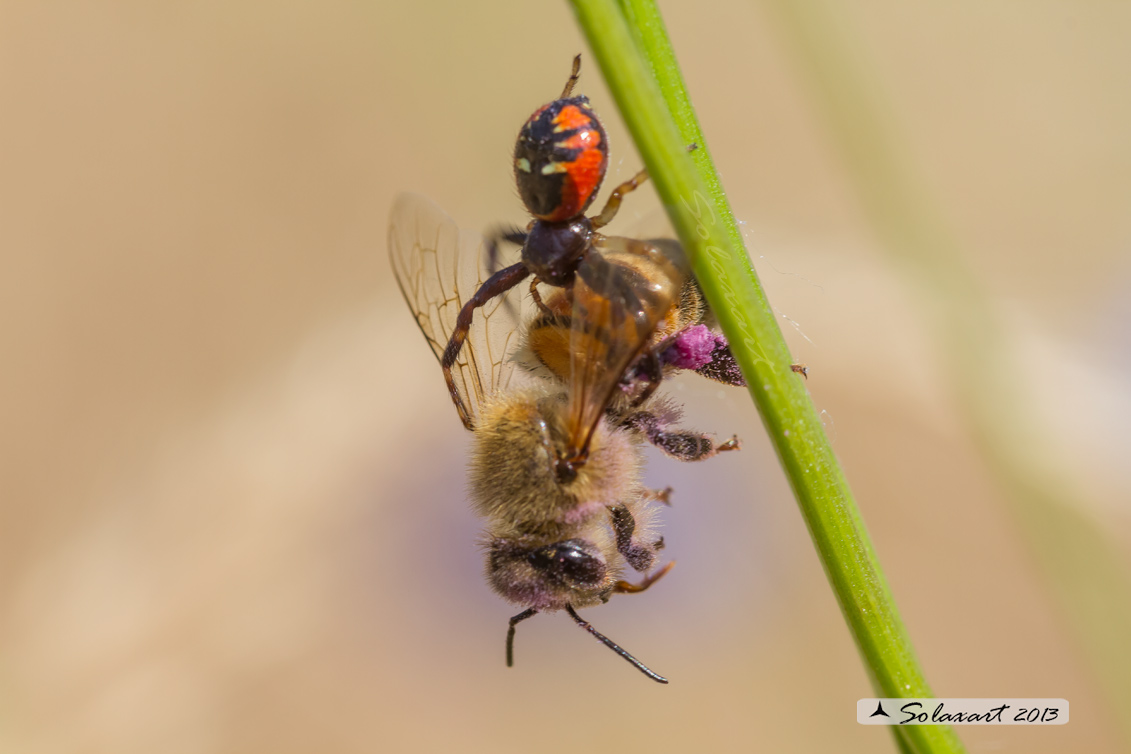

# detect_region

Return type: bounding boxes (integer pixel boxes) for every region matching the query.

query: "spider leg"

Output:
[590,168,649,230]
[441,262,530,429]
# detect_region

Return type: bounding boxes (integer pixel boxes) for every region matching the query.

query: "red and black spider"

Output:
[440,55,651,430]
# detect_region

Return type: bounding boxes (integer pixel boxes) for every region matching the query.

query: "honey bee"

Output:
[390,192,724,683]
[516,242,751,462]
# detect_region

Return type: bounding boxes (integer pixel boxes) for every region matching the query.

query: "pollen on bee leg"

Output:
[662,325,716,370]
[688,330,747,387]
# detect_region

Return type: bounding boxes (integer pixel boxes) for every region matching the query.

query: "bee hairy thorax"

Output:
[468,390,642,540]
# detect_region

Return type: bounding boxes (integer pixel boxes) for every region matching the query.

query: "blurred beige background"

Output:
[2,1,1129,752]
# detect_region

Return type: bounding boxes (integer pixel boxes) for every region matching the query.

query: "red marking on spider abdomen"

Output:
[543,139,606,222]
[552,103,596,133]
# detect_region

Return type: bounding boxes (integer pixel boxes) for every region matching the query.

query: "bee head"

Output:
[486,538,609,611]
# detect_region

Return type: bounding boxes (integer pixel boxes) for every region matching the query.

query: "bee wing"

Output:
[564,234,686,456]
[388,193,524,426]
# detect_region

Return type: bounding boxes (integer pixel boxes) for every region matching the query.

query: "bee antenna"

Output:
[565,604,669,684]
[561,54,582,98]
[506,608,538,667]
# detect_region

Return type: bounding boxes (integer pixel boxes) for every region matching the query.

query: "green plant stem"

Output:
[568,2,964,753]
[762,0,1131,744]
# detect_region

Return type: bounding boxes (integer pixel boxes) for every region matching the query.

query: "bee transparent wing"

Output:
[388,193,524,426]
[564,234,686,457]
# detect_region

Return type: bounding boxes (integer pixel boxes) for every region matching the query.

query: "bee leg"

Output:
[609,504,657,572]
[565,604,668,684]
[613,560,675,594]
[791,363,809,379]
[628,348,664,408]
[694,339,748,386]
[589,168,649,230]
[506,608,538,667]
[442,262,531,430]
[624,411,741,462]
